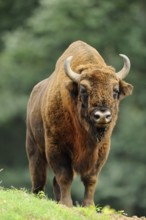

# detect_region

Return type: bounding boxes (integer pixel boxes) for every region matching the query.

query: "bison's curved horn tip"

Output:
[119,54,131,66]
[64,56,73,70]
[117,54,131,79]
[67,56,73,61]
[64,56,81,82]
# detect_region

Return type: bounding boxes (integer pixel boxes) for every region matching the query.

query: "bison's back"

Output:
[54,41,106,78]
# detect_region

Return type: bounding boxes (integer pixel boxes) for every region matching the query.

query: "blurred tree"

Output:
[0,0,39,50]
[0,0,146,216]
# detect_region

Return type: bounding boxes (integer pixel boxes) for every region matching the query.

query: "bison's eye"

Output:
[113,87,119,99]
[80,85,88,95]
[80,85,88,106]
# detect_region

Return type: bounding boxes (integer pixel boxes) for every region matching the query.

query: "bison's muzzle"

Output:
[91,107,112,127]
[90,107,112,142]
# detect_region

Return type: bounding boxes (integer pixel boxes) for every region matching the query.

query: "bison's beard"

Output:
[95,127,107,142]
[90,124,107,142]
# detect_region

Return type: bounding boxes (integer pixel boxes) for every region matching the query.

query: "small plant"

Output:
[102,205,116,214]
[118,210,128,216]
[0,168,3,185]
[101,205,128,217]
[37,190,47,199]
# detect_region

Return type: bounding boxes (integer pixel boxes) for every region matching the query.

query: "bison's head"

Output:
[64,55,133,141]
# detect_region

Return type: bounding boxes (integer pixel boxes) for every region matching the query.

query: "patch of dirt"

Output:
[111,214,146,220]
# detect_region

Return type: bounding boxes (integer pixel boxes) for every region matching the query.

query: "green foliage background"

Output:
[0,0,146,216]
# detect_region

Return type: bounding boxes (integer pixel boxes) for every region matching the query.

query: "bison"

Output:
[26,40,133,207]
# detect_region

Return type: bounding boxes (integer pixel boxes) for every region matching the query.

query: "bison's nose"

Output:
[93,109,112,124]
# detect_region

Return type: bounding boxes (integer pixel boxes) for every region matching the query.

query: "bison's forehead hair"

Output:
[80,66,119,85]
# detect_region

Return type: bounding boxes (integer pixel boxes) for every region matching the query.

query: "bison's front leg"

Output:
[81,174,97,207]
[47,149,73,207]
[55,168,73,207]
[53,176,61,202]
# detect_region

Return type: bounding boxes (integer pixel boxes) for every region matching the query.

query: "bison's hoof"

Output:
[82,200,95,207]
[59,199,73,207]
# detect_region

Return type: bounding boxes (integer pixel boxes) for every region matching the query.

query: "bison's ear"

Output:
[119,80,134,100]
[64,81,78,98]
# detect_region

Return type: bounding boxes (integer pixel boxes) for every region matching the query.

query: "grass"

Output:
[0,188,119,220]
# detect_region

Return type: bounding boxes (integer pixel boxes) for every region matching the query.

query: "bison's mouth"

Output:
[96,127,107,142]
[89,119,109,142]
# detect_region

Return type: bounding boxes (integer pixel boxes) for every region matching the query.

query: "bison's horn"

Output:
[64,56,81,82]
[116,54,131,79]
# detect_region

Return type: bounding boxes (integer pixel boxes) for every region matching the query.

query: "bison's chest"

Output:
[70,140,109,176]
[71,148,99,175]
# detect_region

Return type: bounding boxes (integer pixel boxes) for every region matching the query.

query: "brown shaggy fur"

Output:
[26,41,133,207]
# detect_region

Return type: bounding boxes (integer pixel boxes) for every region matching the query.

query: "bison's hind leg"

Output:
[26,133,47,194]
[30,153,47,194]
[53,176,61,202]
